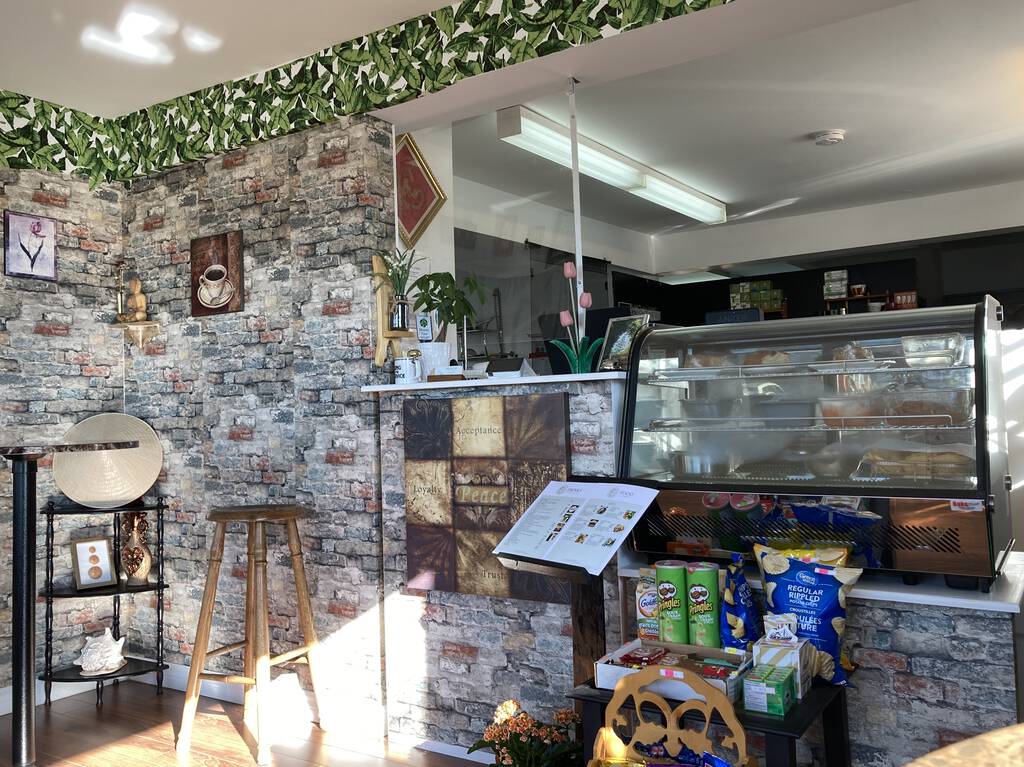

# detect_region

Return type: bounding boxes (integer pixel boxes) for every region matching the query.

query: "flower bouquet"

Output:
[549,261,602,374]
[469,699,583,767]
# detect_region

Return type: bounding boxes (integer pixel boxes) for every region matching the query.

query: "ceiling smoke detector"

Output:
[812,129,846,146]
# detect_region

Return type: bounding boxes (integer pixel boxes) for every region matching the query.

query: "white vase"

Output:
[418,341,454,378]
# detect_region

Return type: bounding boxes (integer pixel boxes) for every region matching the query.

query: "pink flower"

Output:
[29,220,43,237]
[579,291,593,309]
[562,261,577,279]
[559,310,574,327]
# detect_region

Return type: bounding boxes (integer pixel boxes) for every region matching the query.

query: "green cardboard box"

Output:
[743,664,795,716]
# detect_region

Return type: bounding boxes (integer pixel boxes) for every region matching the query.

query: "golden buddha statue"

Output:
[117,277,148,323]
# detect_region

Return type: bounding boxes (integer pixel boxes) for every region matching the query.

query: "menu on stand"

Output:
[493,481,659,576]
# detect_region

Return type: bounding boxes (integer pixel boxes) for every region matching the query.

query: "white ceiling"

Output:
[451,0,1024,235]
[0,1,452,116]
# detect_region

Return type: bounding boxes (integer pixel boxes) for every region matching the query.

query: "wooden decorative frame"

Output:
[590,665,753,767]
[395,133,447,248]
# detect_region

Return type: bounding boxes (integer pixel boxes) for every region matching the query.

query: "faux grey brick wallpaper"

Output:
[379,381,624,750]
[0,169,126,683]
[121,114,395,742]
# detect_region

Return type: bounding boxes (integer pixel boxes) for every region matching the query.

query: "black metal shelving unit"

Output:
[40,497,168,706]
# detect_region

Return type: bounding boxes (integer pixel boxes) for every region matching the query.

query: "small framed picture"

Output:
[4,210,58,282]
[70,537,117,590]
[598,314,650,372]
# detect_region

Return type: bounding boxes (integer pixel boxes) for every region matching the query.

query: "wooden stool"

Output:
[176,504,325,764]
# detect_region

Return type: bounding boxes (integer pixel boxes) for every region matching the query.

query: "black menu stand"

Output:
[0,440,138,767]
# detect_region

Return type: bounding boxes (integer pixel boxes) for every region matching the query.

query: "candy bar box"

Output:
[594,638,752,702]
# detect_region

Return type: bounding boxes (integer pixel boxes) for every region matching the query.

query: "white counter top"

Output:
[361,371,627,394]
[620,551,1024,613]
[833,550,1024,613]
[747,551,1024,613]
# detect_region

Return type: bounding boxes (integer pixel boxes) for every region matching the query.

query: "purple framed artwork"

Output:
[4,210,58,282]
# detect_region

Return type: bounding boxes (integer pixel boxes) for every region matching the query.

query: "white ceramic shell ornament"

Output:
[75,628,127,675]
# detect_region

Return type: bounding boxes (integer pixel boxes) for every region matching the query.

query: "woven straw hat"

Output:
[53,414,163,509]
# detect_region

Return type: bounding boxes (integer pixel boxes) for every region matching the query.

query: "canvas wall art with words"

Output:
[403,393,571,603]
[4,210,57,282]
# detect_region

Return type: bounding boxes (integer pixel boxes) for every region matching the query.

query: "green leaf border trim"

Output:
[0,0,732,185]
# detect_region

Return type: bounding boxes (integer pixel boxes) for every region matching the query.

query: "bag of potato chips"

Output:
[753,542,849,568]
[755,549,862,685]
[720,553,760,651]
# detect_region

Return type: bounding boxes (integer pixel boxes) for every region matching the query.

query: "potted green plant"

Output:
[410,271,484,342]
[409,270,485,376]
[373,248,425,331]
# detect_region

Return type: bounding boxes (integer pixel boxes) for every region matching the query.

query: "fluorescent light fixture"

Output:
[82,5,177,64]
[497,105,726,224]
[498,106,643,189]
[722,260,804,277]
[182,26,222,53]
[633,174,726,225]
[658,270,731,286]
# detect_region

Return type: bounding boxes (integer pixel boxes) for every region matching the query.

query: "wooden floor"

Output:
[0,683,471,767]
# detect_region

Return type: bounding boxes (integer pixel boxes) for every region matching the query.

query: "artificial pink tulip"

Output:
[579,291,593,309]
[563,261,577,279]
[559,310,575,327]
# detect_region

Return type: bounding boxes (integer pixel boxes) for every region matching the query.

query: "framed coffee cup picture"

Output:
[190,230,244,316]
[70,537,117,591]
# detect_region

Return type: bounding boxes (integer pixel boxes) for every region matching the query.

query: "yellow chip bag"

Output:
[754,543,849,567]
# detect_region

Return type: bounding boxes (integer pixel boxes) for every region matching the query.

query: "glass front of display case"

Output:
[626,302,996,495]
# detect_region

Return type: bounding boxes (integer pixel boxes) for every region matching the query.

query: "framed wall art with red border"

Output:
[395,133,447,248]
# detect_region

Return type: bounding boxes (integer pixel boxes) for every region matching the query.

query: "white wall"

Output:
[405,125,457,359]
[407,126,653,276]
[654,178,1024,274]
[408,125,456,274]
[406,125,651,363]
[454,177,654,273]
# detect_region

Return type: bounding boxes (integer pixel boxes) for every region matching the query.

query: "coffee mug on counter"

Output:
[394,355,423,384]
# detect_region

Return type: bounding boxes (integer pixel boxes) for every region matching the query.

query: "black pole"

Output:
[12,457,37,767]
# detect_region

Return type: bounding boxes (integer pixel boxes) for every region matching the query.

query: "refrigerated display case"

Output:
[619,297,1013,589]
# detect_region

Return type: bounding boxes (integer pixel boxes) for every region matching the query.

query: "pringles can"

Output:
[686,561,721,648]
[655,560,689,644]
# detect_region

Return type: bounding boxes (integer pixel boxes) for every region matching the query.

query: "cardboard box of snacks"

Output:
[752,637,815,699]
[743,665,795,716]
[595,639,752,702]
